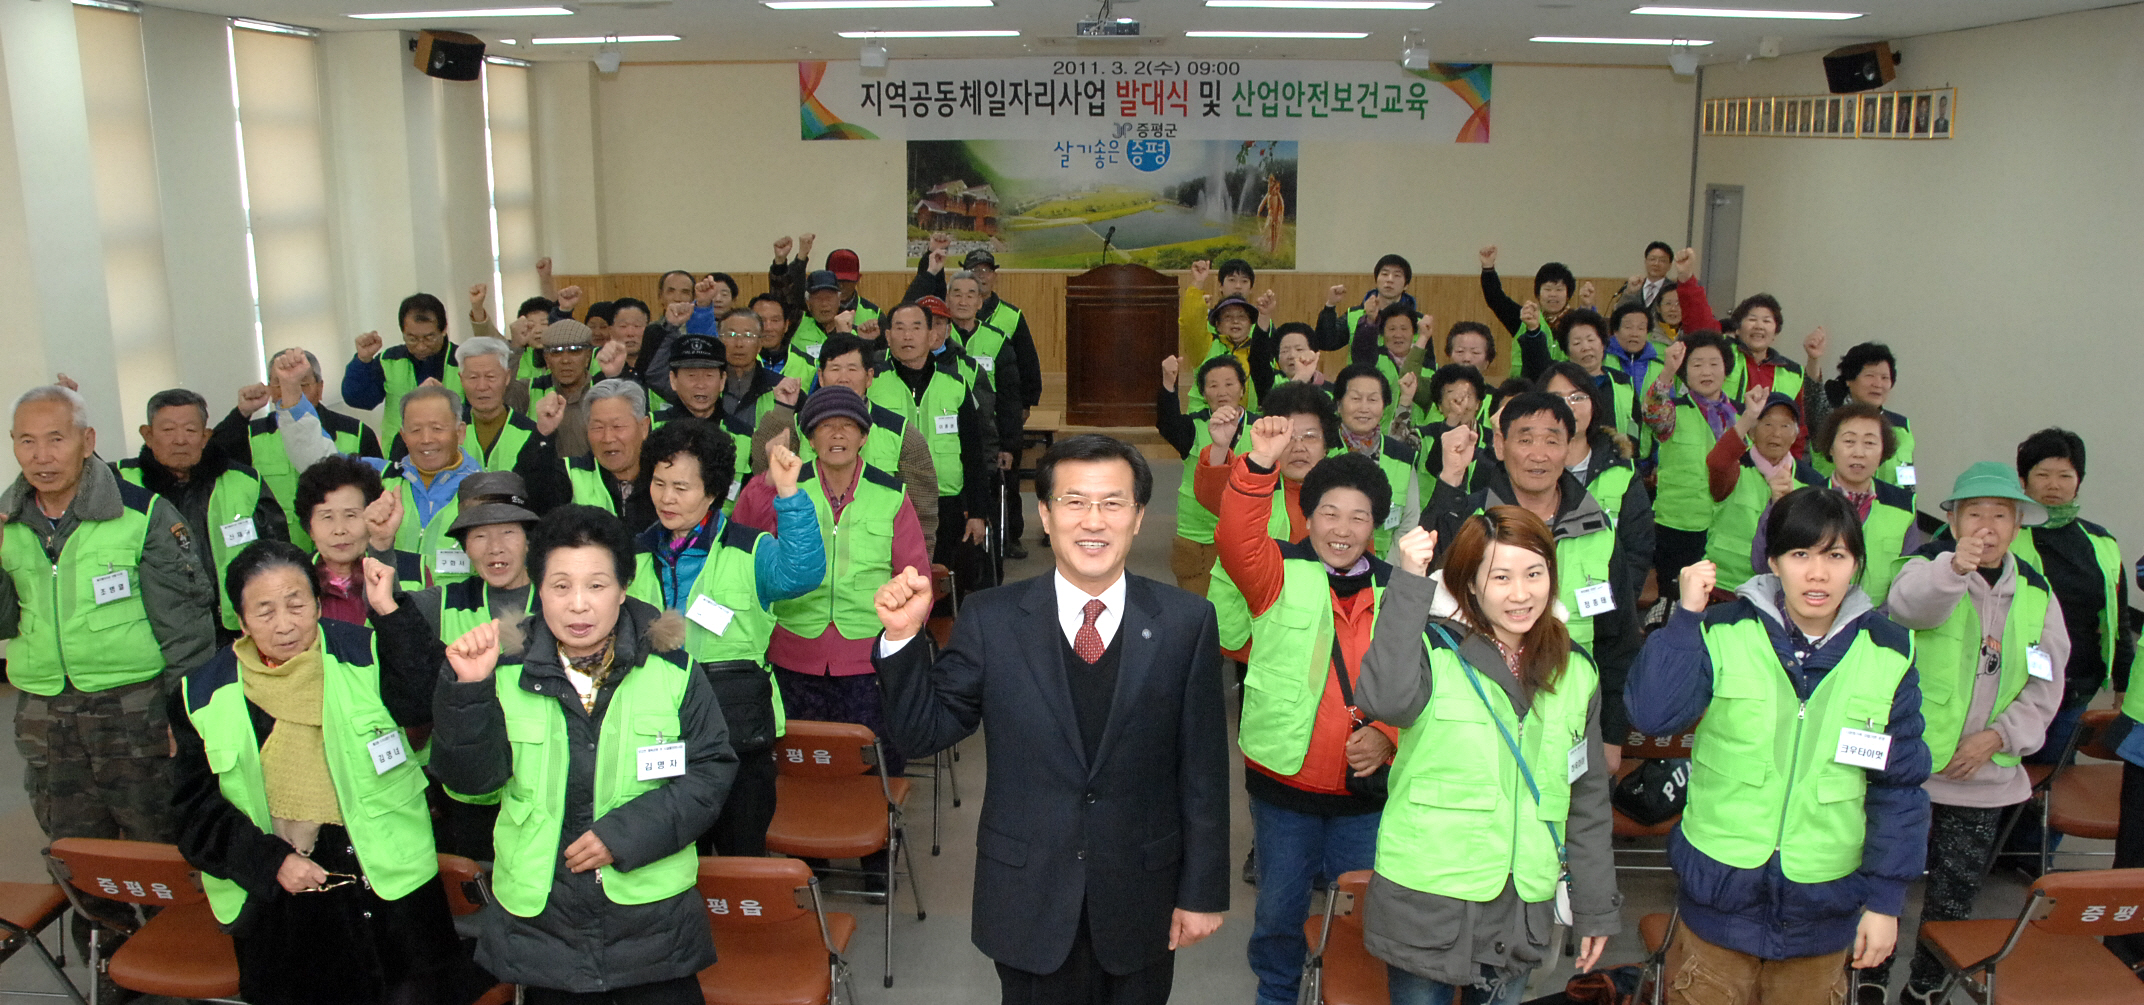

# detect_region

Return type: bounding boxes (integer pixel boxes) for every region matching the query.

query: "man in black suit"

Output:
[873,433,1230,1005]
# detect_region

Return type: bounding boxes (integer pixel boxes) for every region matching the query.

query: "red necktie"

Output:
[1074,598,1107,664]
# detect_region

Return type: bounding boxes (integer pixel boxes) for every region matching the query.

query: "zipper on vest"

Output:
[1776,699,1807,850]
[50,562,64,669]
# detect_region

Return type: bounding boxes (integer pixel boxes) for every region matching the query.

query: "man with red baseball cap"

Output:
[825,249,882,330]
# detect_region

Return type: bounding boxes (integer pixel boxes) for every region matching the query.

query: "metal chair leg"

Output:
[901,823,926,921]
[930,752,943,856]
[947,744,962,807]
[882,818,897,989]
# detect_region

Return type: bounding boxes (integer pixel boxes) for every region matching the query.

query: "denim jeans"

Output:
[1247,795,1380,1005]
[1385,963,1532,1005]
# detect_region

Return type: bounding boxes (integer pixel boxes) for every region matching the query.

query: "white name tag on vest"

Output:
[638,742,687,781]
[91,571,131,605]
[219,517,258,549]
[367,731,408,774]
[1834,727,1892,770]
[688,595,736,636]
[804,343,822,360]
[976,356,995,373]
[2026,645,2055,681]
[1566,739,1589,784]
[1894,464,1917,487]
[1574,582,1616,618]
[935,413,959,435]
[434,549,471,576]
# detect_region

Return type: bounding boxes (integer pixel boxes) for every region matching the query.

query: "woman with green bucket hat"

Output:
[1868,461,2068,1005]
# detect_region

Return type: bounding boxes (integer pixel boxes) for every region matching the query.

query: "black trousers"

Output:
[994,910,1175,1005]
[2112,757,2144,959]
[523,976,701,1005]
[697,747,776,857]
[935,492,995,601]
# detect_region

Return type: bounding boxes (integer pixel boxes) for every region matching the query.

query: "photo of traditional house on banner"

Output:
[907,139,1297,270]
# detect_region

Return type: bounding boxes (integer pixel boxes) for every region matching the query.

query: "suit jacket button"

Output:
[1076,850,1086,861]
[1084,792,1096,803]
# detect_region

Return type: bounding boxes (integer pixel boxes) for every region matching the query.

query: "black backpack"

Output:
[1611,757,1689,827]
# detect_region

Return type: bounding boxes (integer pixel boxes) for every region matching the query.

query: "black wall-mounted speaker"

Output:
[1822,41,1898,94]
[413,30,485,82]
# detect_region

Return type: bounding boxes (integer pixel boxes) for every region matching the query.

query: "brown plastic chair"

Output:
[43,838,240,1003]
[764,719,923,988]
[1611,730,1696,871]
[435,855,517,1005]
[695,857,858,1005]
[0,878,85,1004]
[1991,709,2122,877]
[1297,870,1386,1005]
[1917,868,2144,1005]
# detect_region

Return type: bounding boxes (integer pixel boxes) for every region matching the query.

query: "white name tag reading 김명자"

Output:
[92,570,132,605]
[219,516,258,549]
[1834,726,1892,770]
[1574,582,1616,618]
[367,731,408,774]
[2027,644,2055,681]
[688,595,736,636]
[638,742,686,781]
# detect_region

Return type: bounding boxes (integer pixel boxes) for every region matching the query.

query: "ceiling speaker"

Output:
[1821,41,1898,94]
[414,29,485,82]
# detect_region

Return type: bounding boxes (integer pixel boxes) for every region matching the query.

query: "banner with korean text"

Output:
[800,58,1491,143]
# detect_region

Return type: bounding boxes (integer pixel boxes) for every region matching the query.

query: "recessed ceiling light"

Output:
[531,34,681,42]
[837,28,1019,36]
[349,6,572,18]
[1205,0,1433,8]
[1531,35,1713,44]
[767,0,990,8]
[1186,29,1371,37]
[1631,5,1862,18]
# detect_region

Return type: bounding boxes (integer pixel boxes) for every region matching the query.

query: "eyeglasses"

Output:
[1556,391,1591,406]
[717,333,760,343]
[1051,496,1134,517]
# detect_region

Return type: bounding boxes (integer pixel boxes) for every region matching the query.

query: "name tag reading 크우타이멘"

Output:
[1834,727,1891,770]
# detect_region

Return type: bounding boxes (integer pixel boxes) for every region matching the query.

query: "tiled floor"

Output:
[0,455,2112,1004]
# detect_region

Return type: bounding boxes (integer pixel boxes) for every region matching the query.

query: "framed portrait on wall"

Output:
[1767,98,1780,133]
[1913,93,1932,136]
[1827,97,1841,134]
[1894,94,1913,134]
[1877,94,1894,134]
[1704,100,1716,133]
[1934,91,1951,135]
[1859,95,1877,135]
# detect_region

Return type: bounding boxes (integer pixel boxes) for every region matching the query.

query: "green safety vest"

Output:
[1723,348,1803,405]
[867,366,969,497]
[0,480,167,695]
[953,320,1011,382]
[1173,411,1244,547]
[482,655,700,918]
[2013,520,2129,697]
[1365,437,1419,559]
[1914,556,2050,772]
[564,457,619,515]
[1584,463,1635,524]
[1811,409,1918,494]
[117,460,264,632]
[773,463,903,642]
[1655,397,1724,533]
[979,298,1020,356]
[250,407,375,553]
[1369,355,1404,431]
[1706,457,1821,592]
[1376,628,1597,901]
[1238,546,1388,776]
[380,462,468,590]
[182,622,437,924]
[463,410,538,475]
[634,518,790,736]
[1209,483,1299,653]
[1683,612,1912,883]
[377,344,463,446]
[438,578,533,645]
[1855,481,1916,608]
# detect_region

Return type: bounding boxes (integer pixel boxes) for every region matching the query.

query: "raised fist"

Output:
[773,235,793,262]
[556,286,582,313]
[1672,247,1697,282]
[362,556,399,615]
[1246,414,1294,468]
[1578,280,1597,308]
[1398,371,1419,404]
[1207,405,1244,453]
[874,566,934,642]
[535,256,553,277]
[355,331,384,363]
[665,299,692,326]
[1326,283,1347,308]
[364,490,403,552]
[1160,355,1180,392]
[1392,526,1438,578]
[535,391,567,435]
[1478,245,1498,270]
[509,314,538,349]
[1255,288,1277,319]
[1678,560,1717,612]
[1414,314,1436,349]
[1742,382,1771,415]
[1803,325,1829,362]
[768,441,803,497]
[1189,260,1213,287]
[797,233,816,259]
[1663,339,1688,373]
[1438,424,1478,488]
[446,619,503,682]
[596,340,627,378]
[832,310,855,335]
[929,231,951,253]
[928,248,947,273]
[1519,301,1540,331]
[694,274,718,307]
[237,383,273,416]
[53,373,78,393]
[773,376,802,407]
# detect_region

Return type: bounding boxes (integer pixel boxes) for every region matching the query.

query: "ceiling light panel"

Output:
[1205,0,1434,9]
[349,6,572,18]
[531,34,681,42]
[1631,6,1862,19]
[1186,30,1372,37]
[837,29,1020,36]
[1531,35,1714,44]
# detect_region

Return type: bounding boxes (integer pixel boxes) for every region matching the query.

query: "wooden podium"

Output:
[1063,264,1179,427]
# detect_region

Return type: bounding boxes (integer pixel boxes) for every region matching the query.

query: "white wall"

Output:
[566,60,1696,279]
[1692,3,2144,547]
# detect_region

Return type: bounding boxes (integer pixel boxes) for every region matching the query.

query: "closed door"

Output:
[1701,185,1743,315]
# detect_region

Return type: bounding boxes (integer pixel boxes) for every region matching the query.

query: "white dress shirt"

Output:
[878,569,1129,657]
[1052,569,1126,650]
